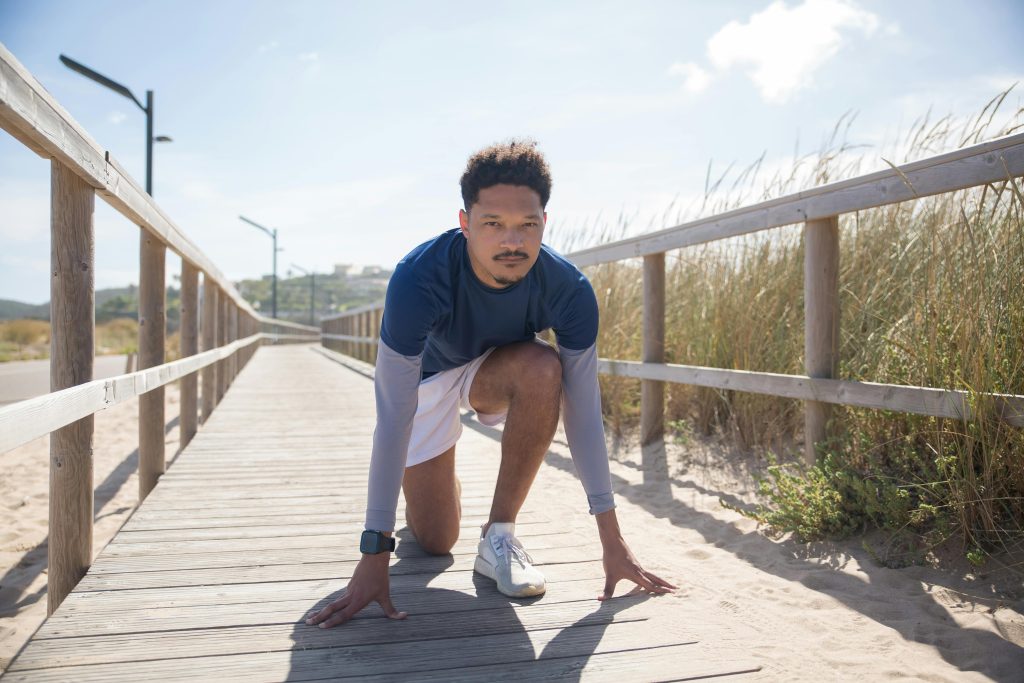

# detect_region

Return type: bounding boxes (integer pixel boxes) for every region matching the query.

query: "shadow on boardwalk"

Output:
[287,527,637,680]
[463,418,1024,682]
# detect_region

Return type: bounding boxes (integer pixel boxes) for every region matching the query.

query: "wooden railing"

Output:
[0,44,319,613]
[320,132,1024,473]
[321,302,384,365]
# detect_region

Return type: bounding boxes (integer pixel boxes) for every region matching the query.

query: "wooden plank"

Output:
[568,131,1024,266]
[47,159,96,615]
[5,619,692,681]
[74,545,602,592]
[88,532,577,574]
[32,581,618,643]
[55,561,609,615]
[599,359,1024,427]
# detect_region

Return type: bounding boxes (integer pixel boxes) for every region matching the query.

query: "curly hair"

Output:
[459,138,552,211]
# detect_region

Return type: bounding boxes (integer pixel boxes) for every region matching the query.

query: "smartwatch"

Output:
[360,530,396,554]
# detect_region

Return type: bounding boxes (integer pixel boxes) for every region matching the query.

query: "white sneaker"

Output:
[474,522,546,598]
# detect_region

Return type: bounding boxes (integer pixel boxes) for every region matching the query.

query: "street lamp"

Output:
[290,263,316,326]
[59,54,172,196]
[239,215,281,318]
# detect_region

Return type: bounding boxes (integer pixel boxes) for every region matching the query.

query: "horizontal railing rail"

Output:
[0,42,318,613]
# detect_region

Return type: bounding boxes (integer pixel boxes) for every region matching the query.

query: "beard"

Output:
[491,273,525,286]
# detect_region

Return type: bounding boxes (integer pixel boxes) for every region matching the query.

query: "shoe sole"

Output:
[473,555,546,598]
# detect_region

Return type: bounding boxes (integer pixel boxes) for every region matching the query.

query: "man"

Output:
[307,139,675,628]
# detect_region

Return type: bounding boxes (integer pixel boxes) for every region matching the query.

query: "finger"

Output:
[599,577,618,601]
[320,602,360,629]
[306,595,350,625]
[379,596,408,621]
[635,571,671,594]
[644,570,678,590]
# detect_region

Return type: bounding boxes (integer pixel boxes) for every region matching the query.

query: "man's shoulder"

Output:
[392,228,462,282]
[534,243,592,294]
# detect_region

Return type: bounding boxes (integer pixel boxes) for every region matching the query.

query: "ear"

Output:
[459,209,469,235]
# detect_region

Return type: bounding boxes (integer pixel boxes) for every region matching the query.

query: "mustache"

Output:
[493,251,529,260]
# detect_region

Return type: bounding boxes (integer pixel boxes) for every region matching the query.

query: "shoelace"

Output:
[493,534,534,569]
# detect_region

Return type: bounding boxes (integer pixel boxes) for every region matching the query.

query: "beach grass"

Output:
[563,91,1024,566]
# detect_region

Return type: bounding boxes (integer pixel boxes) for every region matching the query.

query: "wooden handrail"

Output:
[0,333,265,455]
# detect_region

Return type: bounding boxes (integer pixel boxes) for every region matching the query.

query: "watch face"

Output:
[360,530,381,554]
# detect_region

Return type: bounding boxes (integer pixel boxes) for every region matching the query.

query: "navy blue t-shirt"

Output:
[380,228,600,374]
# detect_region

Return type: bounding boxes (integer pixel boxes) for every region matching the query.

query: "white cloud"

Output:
[298,52,319,62]
[108,111,127,125]
[258,40,279,53]
[707,0,879,104]
[668,62,713,93]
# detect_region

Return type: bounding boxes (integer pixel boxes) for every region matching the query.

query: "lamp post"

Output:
[239,215,280,319]
[59,54,171,196]
[290,263,316,326]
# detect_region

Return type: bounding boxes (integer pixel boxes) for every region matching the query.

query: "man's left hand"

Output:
[594,509,677,601]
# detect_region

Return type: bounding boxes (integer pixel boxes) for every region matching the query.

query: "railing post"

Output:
[373,307,382,364]
[641,253,666,482]
[138,227,166,499]
[804,216,840,465]
[201,277,217,422]
[48,160,95,615]
[229,303,239,381]
[216,289,228,402]
[364,311,372,362]
[180,261,199,447]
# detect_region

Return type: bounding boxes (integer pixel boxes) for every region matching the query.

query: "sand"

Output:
[2,375,1023,680]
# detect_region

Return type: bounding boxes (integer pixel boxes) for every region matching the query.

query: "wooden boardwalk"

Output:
[4,345,760,682]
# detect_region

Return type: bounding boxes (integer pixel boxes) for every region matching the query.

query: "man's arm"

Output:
[306,340,422,629]
[365,340,423,531]
[560,342,677,599]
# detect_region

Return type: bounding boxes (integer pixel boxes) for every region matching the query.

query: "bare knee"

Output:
[413,525,459,555]
[513,342,562,397]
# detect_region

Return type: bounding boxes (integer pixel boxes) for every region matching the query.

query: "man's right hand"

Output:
[304,551,407,628]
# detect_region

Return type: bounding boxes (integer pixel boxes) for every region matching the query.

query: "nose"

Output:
[501,229,525,249]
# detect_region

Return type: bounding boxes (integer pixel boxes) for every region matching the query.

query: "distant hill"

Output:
[0,299,48,320]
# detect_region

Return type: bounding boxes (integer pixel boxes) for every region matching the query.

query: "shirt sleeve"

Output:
[559,342,615,515]
[365,264,436,531]
[365,339,422,531]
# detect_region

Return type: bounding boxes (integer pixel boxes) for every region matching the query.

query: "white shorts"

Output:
[406,348,507,467]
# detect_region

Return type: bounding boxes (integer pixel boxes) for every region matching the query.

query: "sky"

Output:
[1,0,1022,304]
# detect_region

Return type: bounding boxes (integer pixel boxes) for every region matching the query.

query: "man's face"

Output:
[459,184,546,288]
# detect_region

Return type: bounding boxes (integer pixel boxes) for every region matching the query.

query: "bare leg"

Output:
[468,341,562,535]
[402,446,461,555]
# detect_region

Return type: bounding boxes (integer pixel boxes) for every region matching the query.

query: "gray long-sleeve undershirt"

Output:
[364,339,615,531]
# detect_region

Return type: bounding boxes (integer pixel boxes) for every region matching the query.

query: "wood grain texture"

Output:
[180,260,199,446]
[8,346,757,681]
[803,216,840,464]
[200,278,218,422]
[47,160,95,615]
[599,359,1024,427]
[641,252,665,456]
[138,227,166,499]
